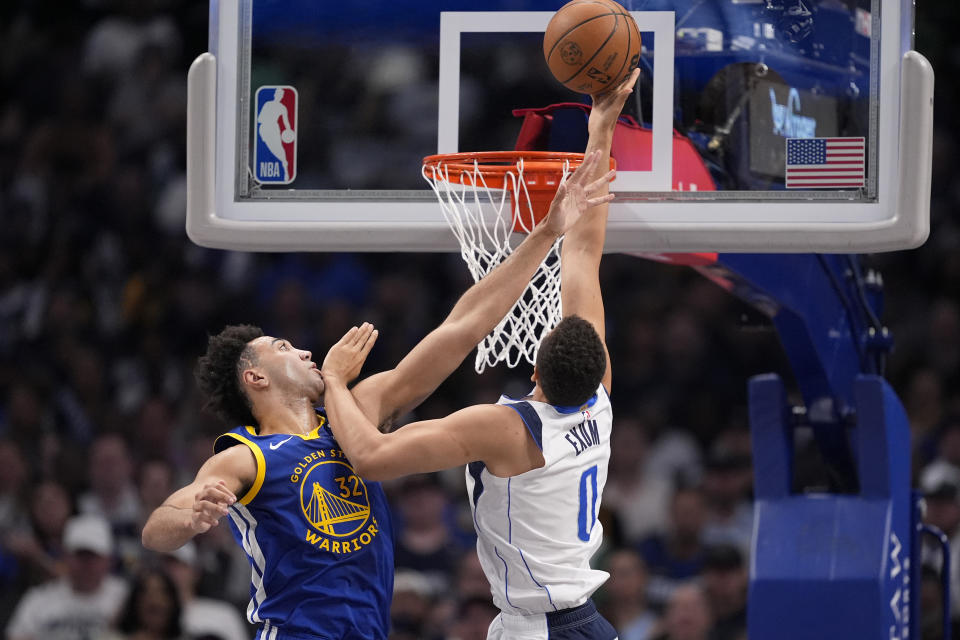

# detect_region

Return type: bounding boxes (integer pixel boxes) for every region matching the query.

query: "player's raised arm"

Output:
[349,152,614,428]
[320,324,529,480]
[141,445,254,552]
[560,68,640,392]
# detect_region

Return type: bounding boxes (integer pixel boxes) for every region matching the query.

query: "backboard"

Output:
[187,0,933,253]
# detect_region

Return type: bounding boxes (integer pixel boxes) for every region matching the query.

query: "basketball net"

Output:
[422,155,577,373]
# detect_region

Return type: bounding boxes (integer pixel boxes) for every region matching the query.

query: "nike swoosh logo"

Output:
[269,436,294,450]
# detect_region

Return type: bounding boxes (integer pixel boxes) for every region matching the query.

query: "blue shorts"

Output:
[254,623,379,640]
[487,600,618,640]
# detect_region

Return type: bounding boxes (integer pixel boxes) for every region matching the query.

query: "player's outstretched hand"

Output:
[321,322,379,384]
[190,480,236,534]
[542,150,616,237]
[589,68,641,135]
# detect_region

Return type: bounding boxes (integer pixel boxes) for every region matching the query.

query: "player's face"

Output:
[249,335,324,401]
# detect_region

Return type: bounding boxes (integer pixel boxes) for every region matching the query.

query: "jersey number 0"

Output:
[577,465,599,542]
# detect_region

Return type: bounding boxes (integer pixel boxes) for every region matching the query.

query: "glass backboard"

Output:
[186,0,932,252]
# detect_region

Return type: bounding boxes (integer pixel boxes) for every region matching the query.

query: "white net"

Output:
[422,157,574,373]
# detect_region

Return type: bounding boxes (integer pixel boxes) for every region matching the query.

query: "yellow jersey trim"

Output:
[220,432,266,505]
[298,414,327,440]
[240,414,325,440]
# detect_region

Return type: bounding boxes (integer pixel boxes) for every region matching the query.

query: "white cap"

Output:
[63,514,114,556]
[920,462,960,498]
[393,570,434,597]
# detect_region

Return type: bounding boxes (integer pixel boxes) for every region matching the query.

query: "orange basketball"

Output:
[543,0,641,95]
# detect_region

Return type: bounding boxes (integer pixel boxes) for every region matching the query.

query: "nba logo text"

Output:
[254,85,298,184]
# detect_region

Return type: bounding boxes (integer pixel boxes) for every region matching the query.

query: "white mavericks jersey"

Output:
[465,384,613,615]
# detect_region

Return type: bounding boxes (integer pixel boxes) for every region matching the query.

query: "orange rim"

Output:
[423,151,592,190]
[423,151,615,231]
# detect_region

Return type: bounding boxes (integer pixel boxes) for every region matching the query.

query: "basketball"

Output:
[543,0,641,95]
[281,129,296,144]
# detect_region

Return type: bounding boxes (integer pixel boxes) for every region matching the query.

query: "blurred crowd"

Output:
[1,1,959,640]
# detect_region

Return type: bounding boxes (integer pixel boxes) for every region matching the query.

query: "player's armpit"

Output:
[349,370,405,431]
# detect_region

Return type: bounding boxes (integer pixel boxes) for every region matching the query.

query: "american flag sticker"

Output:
[785,137,865,189]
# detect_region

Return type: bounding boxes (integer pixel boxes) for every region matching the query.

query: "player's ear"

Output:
[242,367,268,390]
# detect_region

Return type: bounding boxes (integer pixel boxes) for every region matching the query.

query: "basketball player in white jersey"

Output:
[320,69,640,640]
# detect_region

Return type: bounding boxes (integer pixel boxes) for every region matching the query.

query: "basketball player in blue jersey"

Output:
[140,150,616,640]
[319,69,640,640]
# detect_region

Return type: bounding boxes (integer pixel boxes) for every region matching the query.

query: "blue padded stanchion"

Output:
[748,374,913,639]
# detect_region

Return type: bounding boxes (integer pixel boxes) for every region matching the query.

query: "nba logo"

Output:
[254,85,298,184]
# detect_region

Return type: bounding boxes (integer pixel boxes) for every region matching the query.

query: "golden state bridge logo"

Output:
[291,449,380,554]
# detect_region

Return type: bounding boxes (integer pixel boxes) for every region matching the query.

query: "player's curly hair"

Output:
[194,324,264,427]
[535,315,607,407]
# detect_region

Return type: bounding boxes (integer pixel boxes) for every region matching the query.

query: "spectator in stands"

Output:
[919,562,959,640]
[133,398,178,465]
[1,384,53,467]
[429,548,490,635]
[601,548,659,640]
[54,344,113,443]
[115,568,183,640]
[903,368,944,441]
[137,459,175,527]
[0,439,29,535]
[603,419,672,545]
[645,426,704,492]
[926,298,960,378]
[919,464,960,626]
[79,433,142,568]
[700,545,747,640]
[186,509,251,610]
[446,597,500,640]
[390,569,439,640]
[393,473,464,593]
[160,542,249,640]
[6,514,128,640]
[651,584,713,640]
[920,415,960,487]
[0,441,32,638]
[80,434,140,521]
[637,486,708,610]
[0,3,958,639]
[453,549,489,600]
[3,480,74,590]
[700,451,753,558]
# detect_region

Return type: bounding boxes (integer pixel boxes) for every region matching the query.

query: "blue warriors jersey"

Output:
[214,412,393,640]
